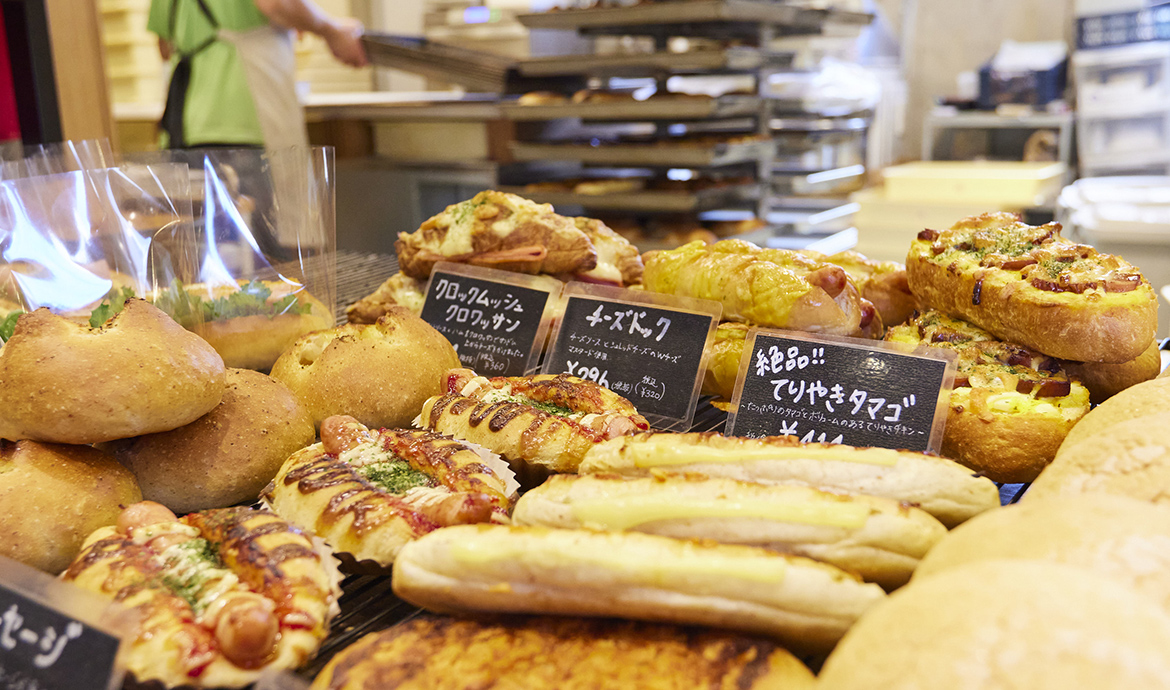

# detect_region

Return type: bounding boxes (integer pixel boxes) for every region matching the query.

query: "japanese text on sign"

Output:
[729,331,954,452]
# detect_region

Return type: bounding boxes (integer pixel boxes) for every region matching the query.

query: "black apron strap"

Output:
[159,0,220,148]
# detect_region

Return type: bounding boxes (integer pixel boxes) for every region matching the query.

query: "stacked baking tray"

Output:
[361,33,514,92]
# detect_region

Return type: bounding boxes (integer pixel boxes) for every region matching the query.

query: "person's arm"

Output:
[253,0,368,67]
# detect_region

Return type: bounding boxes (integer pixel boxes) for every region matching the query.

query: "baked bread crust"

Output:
[263,417,515,569]
[392,524,886,656]
[514,473,947,589]
[1061,339,1160,405]
[822,250,916,327]
[885,310,1090,483]
[579,432,1000,528]
[906,212,1156,363]
[0,299,225,444]
[643,239,868,337]
[308,615,815,690]
[345,272,425,323]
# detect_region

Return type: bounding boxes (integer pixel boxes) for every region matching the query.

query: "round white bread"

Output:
[0,299,226,444]
[270,308,460,430]
[513,473,946,590]
[187,281,334,371]
[913,494,1170,614]
[579,433,1000,528]
[1027,410,1170,505]
[101,369,315,513]
[0,440,142,574]
[1057,376,1170,454]
[392,524,886,656]
[817,561,1170,689]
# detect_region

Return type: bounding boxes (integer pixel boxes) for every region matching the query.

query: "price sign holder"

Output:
[420,262,563,376]
[542,282,721,431]
[0,554,133,690]
[726,328,957,453]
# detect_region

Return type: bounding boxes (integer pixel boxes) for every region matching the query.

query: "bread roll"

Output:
[514,473,946,589]
[580,433,1000,528]
[270,309,460,430]
[913,495,1170,613]
[1057,376,1170,454]
[1027,410,1170,505]
[393,524,886,656]
[0,440,141,573]
[309,615,815,690]
[818,561,1170,690]
[0,299,225,444]
[1061,339,1160,404]
[101,369,315,513]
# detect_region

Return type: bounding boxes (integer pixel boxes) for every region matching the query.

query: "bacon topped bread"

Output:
[395,191,598,280]
[907,212,1156,363]
[642,239,876,338]
[263,415,518,570]
[416,368,650,485]
[886,310,1090,483]
[63,502,340,688]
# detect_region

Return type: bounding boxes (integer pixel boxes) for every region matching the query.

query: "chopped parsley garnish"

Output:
[157,538,223,613]
[153,279,312,328]
[523,399,575,417]
[357,460,435,494]
[89,286,137,328]
[0,311,20,343]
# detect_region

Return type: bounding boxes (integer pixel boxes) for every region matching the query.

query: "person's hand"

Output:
[323,18,368,68]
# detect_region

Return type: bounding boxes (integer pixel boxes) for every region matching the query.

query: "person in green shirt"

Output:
[149,0,367,149]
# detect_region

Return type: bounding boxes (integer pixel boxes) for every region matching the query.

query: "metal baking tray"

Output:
[510,139,771,167]
[517,47,791,77]
[361,33,513,92]
[518,1,865,33]
[499,183,760,213]
[503,95,762,121]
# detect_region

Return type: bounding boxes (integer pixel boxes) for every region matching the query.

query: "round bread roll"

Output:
[818,561,1170,690]
[1027,410,1170,506]
[0,300,226,444]
[1058,376,1170,454]
[101,369,315,513]
[189,283,334,371]
[0,440,142,574]
[270,309,460,430]
[914,495,1170,613]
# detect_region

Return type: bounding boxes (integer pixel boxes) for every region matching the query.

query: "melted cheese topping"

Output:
[570,495,871,530]
[624,443,899,468]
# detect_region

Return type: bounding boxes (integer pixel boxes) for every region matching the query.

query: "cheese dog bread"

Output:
[907,212,1156,363]
[416,369,650,485]
[701,321,751,401]
[263,415,517,571]
[885,310,1090,483]
[309,615,816,690]
[514,473,947,589]
[642,239,872,337]
[806,250,916,328]
[63,502,340,688]
[392,524,886,655]
[579,433,999,528]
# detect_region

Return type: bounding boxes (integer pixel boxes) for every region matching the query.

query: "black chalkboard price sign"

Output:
[543,283,721,430]
[727,328,956,453]
[0,555,127,690]
[420,263,562,376]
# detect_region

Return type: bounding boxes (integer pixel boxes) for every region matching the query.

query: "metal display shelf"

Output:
[518,1,869,36]
[509,139,771,167]
[517,47,791,77]
[502,95,762,121]
[498,183,760,213]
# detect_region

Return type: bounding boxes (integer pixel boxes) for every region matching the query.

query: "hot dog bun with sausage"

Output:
[907,212,1157,363]
[63,502,340,688]
[392,524,886,656]
[579,432,1000,528]
[514,473,947,589]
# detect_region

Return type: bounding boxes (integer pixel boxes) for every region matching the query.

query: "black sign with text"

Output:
[728,331,953,452]
[0,585,120,690]
[420,268,557,376]
[544,291,717,426]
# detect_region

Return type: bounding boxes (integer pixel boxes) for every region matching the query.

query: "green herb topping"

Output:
[0,311,20,343]
[357,460,435,494]
[153,279,313,328]
[89,286,137,328]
